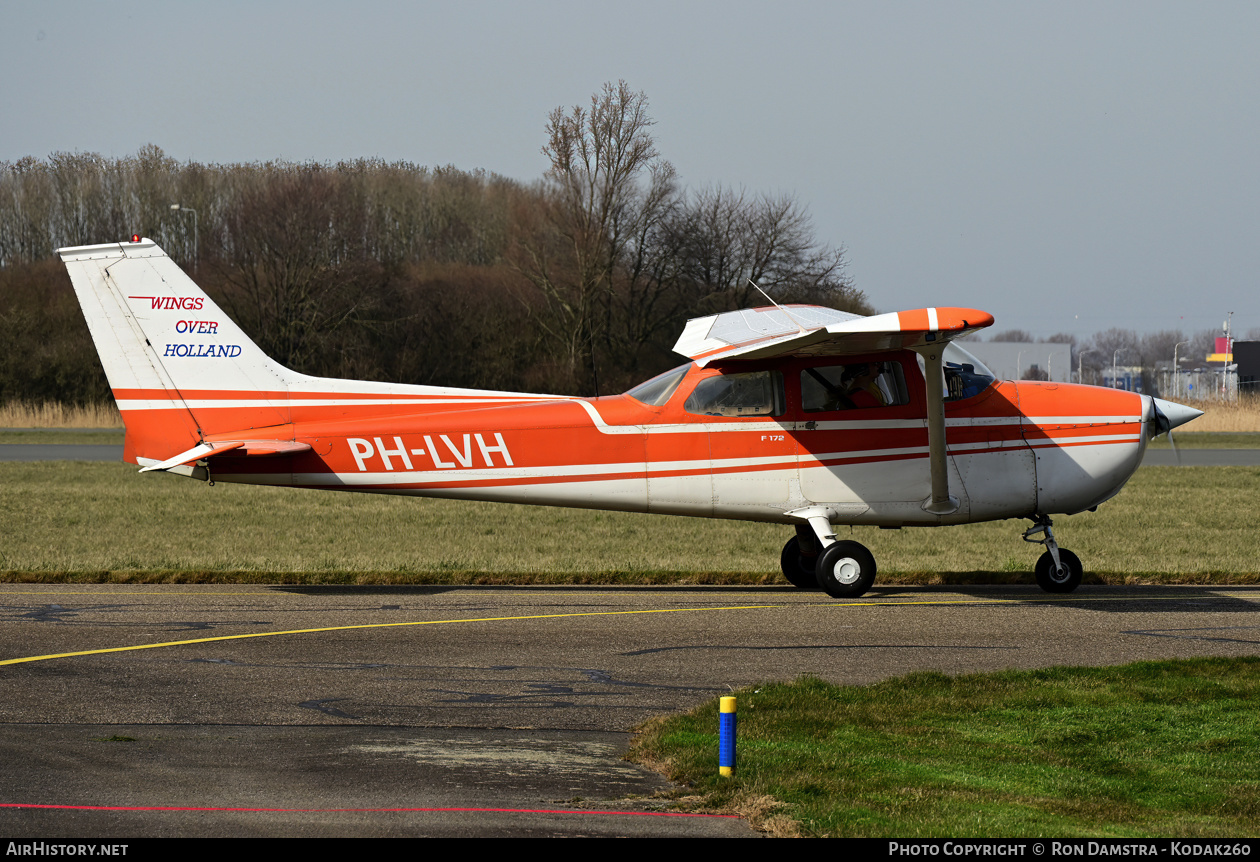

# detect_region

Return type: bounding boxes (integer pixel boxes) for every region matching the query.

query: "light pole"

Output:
[1223,312,1234,400]
[169,203,198,268]
[1173,341,1189,399]
[1112,348,1127,390]
[1078,349,1094,385]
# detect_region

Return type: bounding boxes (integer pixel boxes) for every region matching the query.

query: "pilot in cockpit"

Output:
[840,362,888,408]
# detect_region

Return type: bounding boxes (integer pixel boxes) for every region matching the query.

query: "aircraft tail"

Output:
[58,238,301,465]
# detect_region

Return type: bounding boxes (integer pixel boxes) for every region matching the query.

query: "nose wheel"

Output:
[1024,516,1082,593]
[1034,548,1082,593]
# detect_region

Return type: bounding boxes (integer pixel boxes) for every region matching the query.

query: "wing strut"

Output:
[915,347,959,515]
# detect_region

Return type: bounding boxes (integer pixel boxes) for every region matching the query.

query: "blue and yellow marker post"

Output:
[719,696,737,777]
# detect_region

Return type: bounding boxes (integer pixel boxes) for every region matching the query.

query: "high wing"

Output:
[674,304,995,366]
[675,303,995,518]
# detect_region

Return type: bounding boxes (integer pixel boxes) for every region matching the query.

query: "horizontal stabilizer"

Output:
[138,440,312,473]
[674,305,995,366]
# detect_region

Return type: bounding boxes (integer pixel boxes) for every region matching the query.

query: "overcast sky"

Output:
[4,1,1257,342]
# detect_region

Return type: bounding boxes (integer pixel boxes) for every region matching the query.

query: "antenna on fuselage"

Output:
[748,279,810,334]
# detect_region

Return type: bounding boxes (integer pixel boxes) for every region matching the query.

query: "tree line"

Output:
[0,83,870,406]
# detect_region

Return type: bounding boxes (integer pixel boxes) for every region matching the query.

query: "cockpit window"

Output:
[943,344,996,401]
[626,363,690,406]
[684,370,785,417]
[801,361,910,412]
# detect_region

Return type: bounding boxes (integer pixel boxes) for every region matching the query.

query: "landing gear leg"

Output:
[784,508,879,598]
[1023,515,1082,593]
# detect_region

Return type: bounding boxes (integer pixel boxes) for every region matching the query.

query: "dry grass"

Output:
[1180,397,1260,432]
[0,401,122,428]
[1,461,1257,581]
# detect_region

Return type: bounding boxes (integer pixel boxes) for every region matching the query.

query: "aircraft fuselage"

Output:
[158,355,1151,529]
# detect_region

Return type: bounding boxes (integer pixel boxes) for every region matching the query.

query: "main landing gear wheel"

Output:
[1035,548,1082,593]
[780,537,819,589]
[815,540,877,599]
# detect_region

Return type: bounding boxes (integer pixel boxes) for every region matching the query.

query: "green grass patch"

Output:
[1147,432,1260,449]
[630,659,1260,837]
[1,462,1258,582]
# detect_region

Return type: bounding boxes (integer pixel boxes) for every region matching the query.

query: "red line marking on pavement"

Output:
[0,802,737,819]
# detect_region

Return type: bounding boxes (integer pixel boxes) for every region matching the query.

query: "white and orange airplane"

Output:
[59,237,1201,598]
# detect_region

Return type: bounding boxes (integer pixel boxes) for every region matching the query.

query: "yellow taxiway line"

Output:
[0,604,781,667]
[4,590,1257,667]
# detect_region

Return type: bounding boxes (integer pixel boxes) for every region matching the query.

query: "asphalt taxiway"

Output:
[3,584,1260,837]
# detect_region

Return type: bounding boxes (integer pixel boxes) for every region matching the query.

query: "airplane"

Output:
[57,237,1202,598]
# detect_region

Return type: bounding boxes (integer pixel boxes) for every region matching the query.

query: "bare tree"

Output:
[664,186,863,312]
[590,184,869,387]
[216,166,383,372]
[512,81,679,393]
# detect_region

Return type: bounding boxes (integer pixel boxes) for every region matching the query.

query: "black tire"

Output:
[1035,548,1082,593]
[780,537,819,589]
[815,540,877,599]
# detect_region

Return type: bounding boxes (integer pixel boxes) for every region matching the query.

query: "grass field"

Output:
[630,659,1260,837]
[4,457,1258,839]
[1,461,1257,582]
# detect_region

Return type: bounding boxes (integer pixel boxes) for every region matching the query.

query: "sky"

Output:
[3,0,1257,342]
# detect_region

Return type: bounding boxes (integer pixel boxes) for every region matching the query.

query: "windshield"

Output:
[943,343,996,401]
[625,363,690,406]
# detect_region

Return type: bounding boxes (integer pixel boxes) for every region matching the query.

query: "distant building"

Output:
[961,342,1072,383]
[1235,341,1260,395]
[1158,349,1240,401]
[1101,365,1145,393]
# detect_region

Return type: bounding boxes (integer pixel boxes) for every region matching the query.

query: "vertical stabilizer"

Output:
[58,238,296,464]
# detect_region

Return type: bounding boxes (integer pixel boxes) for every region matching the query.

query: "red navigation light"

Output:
[130,234,141,243]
